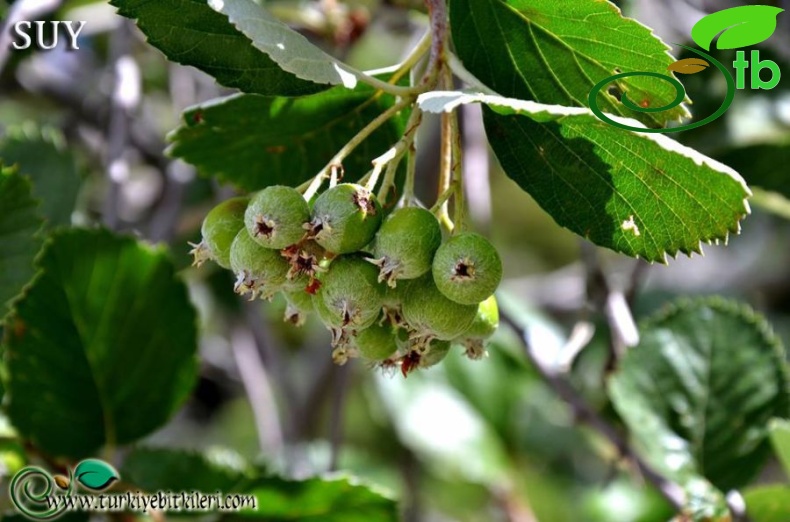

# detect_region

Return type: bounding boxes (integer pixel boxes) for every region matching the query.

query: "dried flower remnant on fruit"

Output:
[308,183,383,254]
[190,196,249,269]
[245,186,310,249]
[229,229,290,301]
[432,232,502,305]
[370,207,442,287]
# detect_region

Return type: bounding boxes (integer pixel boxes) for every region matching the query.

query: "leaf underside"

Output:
[609,297,790,492]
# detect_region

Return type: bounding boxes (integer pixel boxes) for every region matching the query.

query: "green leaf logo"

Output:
[691,5,784,51]
[74,459,119,491]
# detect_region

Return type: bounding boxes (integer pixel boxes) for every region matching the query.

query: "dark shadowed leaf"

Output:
[121,447,399,521]
[169,86,408,191]
[3,229,199,458]
[109,0,324,96]
[0,126,80,229]
[608,297,790,491]
[0,168,43,316]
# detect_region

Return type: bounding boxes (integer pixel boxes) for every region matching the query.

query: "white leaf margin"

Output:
[418,90,750,195]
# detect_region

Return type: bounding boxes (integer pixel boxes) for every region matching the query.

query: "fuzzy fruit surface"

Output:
[245,185,309,249]
[283,288,315,326]
[229,229,290,298]
[354,321,398,361]
[401,276,477,340]
[194,197,249,269]
[310,183,382,254]
[420,340,451,368]
[318,255,385,329]
[372,207,442,286]
[432,232,502,305]
[463,295,499,340]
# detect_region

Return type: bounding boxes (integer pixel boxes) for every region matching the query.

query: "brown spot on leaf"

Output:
[667,58,710,75]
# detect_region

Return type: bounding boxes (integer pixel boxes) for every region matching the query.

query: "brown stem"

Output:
[498,308,688,512]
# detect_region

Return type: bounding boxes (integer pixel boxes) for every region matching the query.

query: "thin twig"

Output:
[498,308,688,512]
[230,325,285,455]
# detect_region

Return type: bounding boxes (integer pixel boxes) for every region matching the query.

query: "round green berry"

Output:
[283,288,314,326]
[354,321,398,361]
[371,207,442,287]
[308,184,382,254]
[401,275,477,341]
[229,229,290,300]
[455,295,499,360]
[245,185,309,249]
[419,340,451,369]
[464,295,499,339]
[318,255,385,329]
[190,197,249,269]
[432,232,502,305]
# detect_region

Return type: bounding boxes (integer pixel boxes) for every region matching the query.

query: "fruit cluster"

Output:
[191,183,502,375]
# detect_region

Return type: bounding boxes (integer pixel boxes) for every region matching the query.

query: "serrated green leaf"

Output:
[3,229,199,458]
[122,447,252,492]
[608,297,790,491]
[0,125,80,228]
[168,86,407,191]
[236,476,398,521]
[449,0,689,129]
[212,0,360,89]
[418,91,750,262]
[0,168,44,315]
[109,0,324,96]
[769,418,790,479]
[122,447,398,521]
[744,485,790,522]
[691,6,784,51]
[74,459,119,491]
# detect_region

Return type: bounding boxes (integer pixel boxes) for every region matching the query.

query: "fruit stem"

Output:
[435,63,454,231]
[300,96,413,200]
[447,69,465,232]
[400,141,418,205]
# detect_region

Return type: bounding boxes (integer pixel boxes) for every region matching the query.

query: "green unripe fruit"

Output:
[245,186,310,249]
[420,340,451,369]
[455,295,499,360]
[318,255,385,329]
[401,276,477,341]
[229,229,290,300]
[464,295,499,339]
[371,207,442,287]
[308,184,382,254]
[190,197,249,269]
[283,289,314,326]
[354,321,398,361]
[432,232,502,305]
